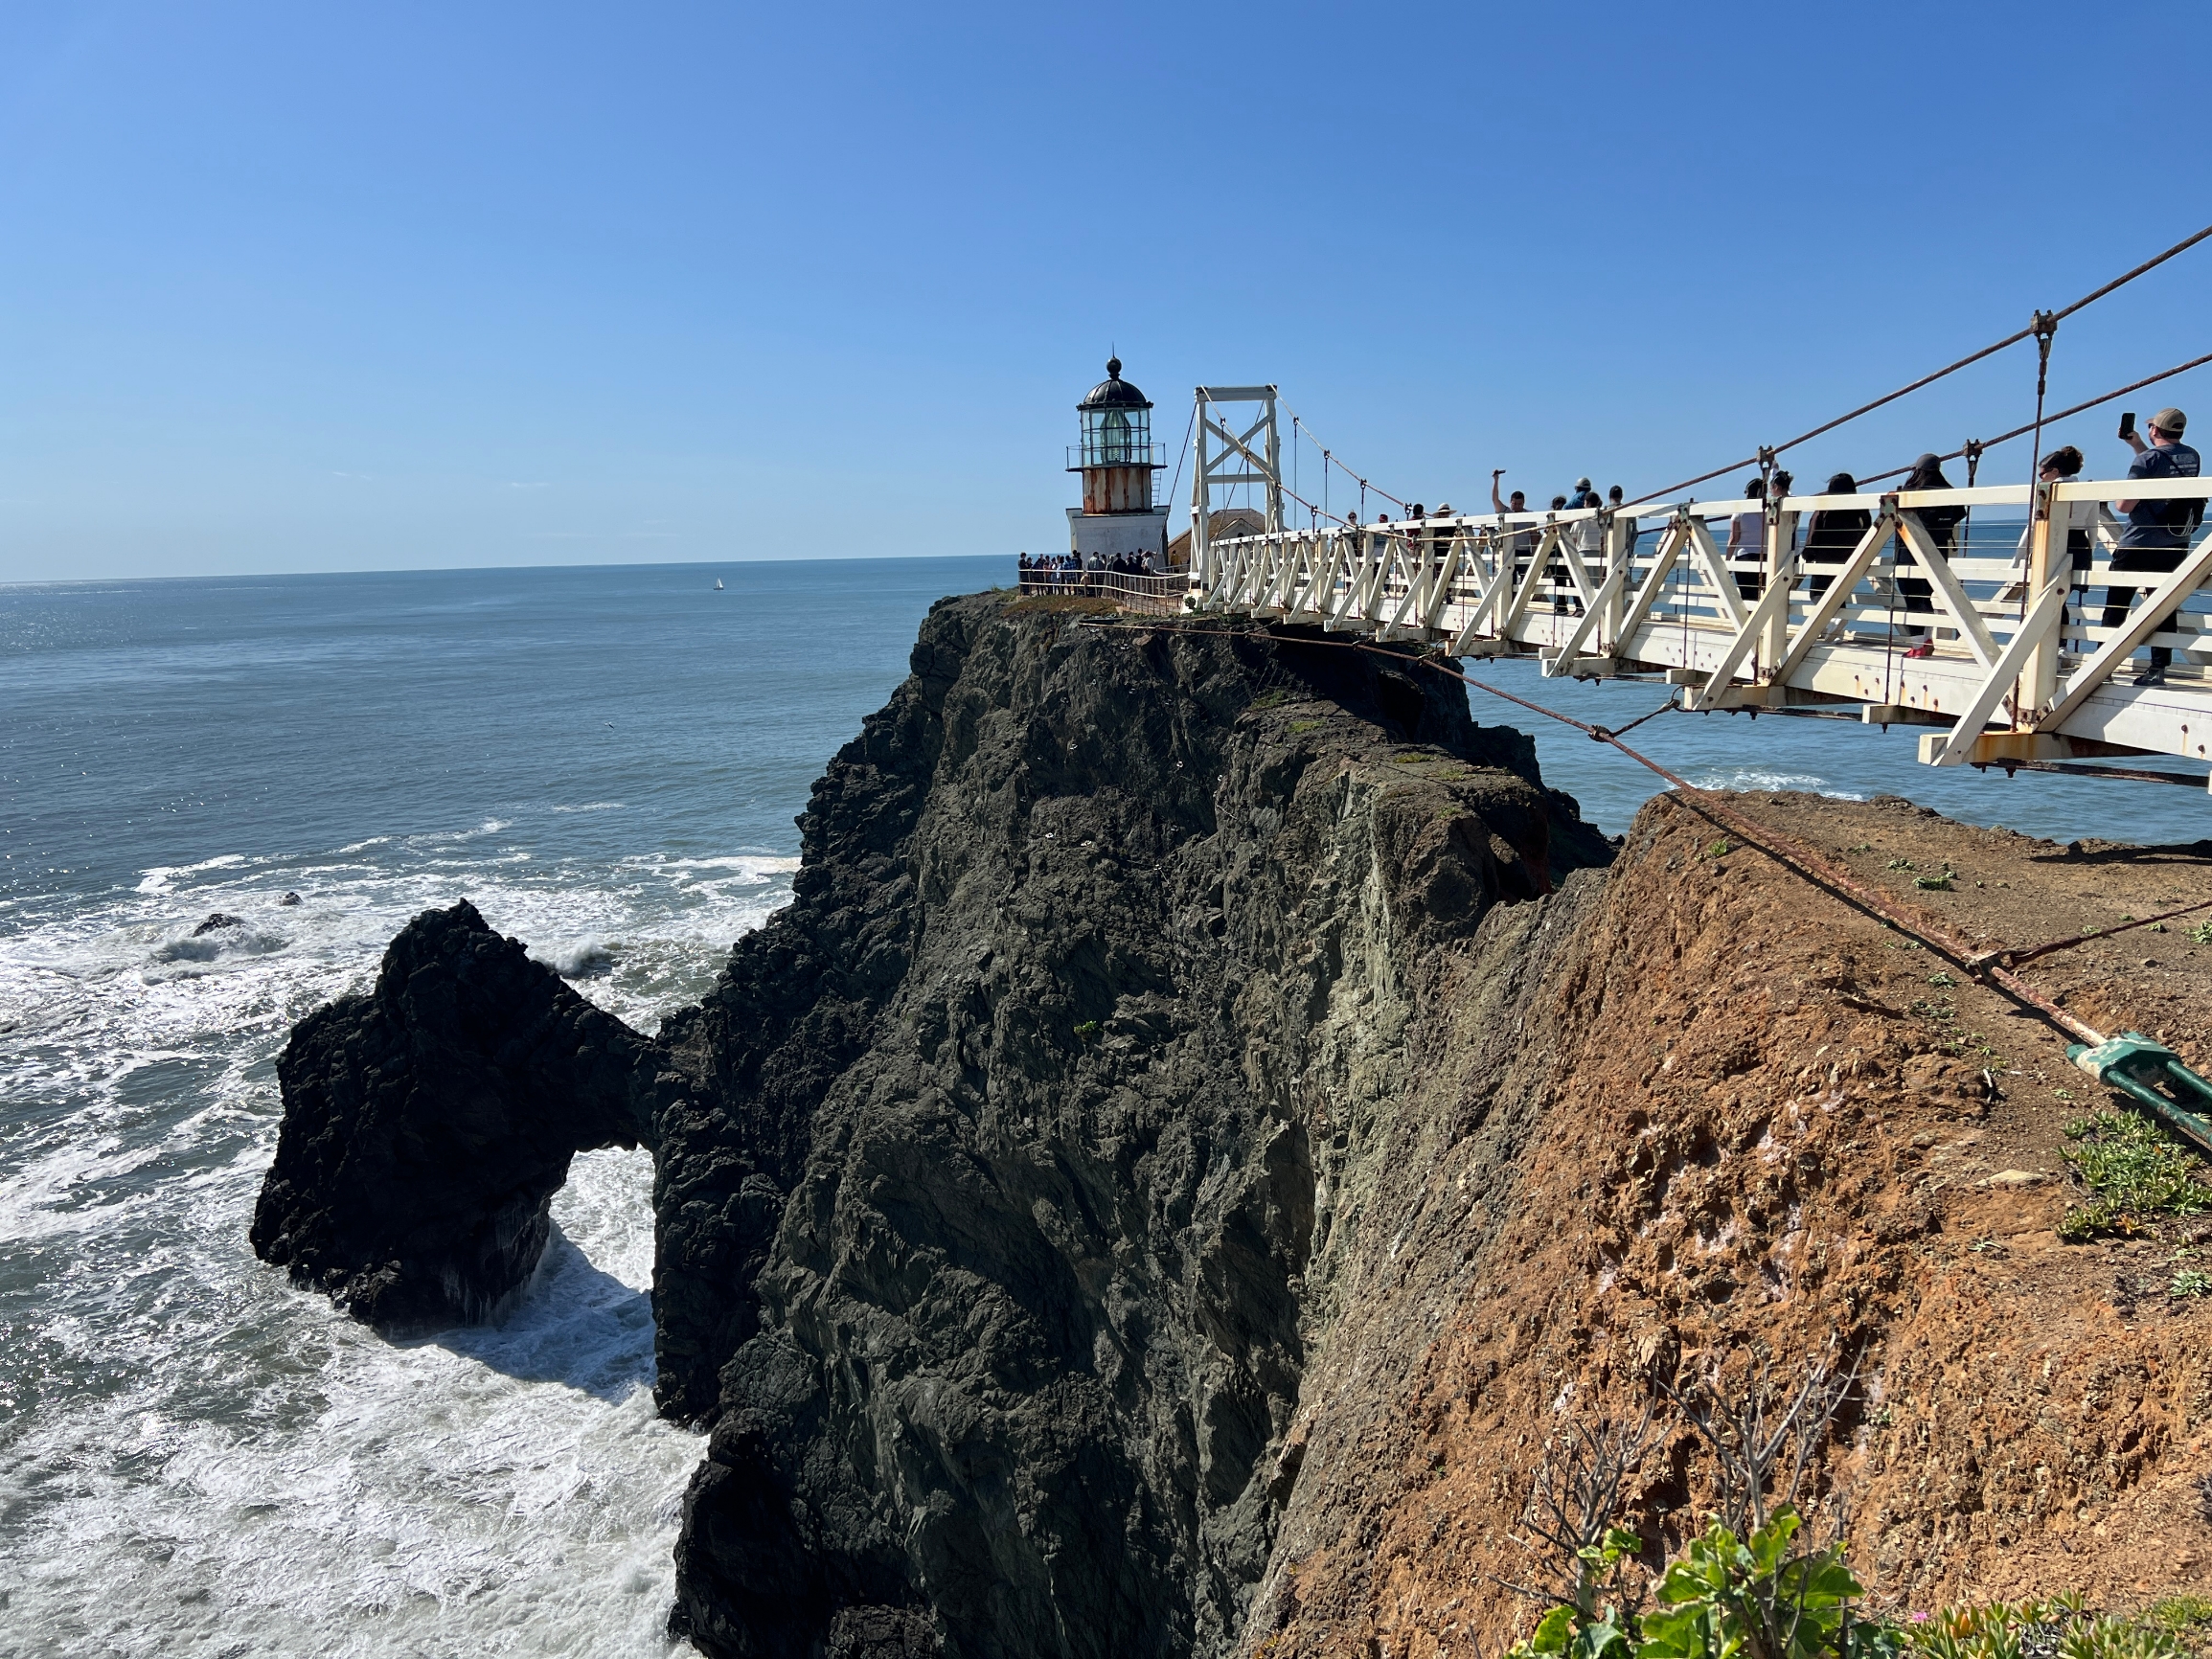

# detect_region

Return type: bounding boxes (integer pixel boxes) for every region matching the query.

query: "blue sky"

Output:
[2,1,2205,581]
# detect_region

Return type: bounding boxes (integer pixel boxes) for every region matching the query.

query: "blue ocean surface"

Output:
[1,556,2203,1656]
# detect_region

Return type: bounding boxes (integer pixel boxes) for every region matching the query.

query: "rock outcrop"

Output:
[254,593,1606,1653]
[252,589,2212,1657]
[250,899,667,1332]
[649,600,1607,1657]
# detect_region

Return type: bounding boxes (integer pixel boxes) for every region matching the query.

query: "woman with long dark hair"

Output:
[1896,453,1966,657]
[1799,472,1871,602]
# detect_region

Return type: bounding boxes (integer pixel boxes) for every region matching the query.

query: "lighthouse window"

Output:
[1081,406,1152,468]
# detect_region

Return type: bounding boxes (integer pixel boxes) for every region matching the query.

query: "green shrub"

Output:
[1511,1529,1643,1659]
[2057,1111,2212,1241]
[1637,1508,1868,1659]
[2147,1599,2212,1635]
[1899,1600,2185,1659]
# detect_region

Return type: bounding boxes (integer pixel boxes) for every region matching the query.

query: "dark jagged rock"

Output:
[252,593,1608,1656]
[278,891,303,906]
[193,911,244,936]
[653,600,1608,1656]
[250,899,669,1332]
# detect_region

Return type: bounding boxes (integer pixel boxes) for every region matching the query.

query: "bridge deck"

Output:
[1195,478,2212,784]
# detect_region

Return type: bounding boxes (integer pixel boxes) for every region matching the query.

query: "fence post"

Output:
[1765,489,1795,675]
[2020,479,2063,718]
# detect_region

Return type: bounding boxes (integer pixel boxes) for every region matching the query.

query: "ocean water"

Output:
[0,557,995,1658]
[2,557,2202,1658]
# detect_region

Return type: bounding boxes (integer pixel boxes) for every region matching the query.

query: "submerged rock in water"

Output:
[249,898,670,1333]
[192,912,243,936]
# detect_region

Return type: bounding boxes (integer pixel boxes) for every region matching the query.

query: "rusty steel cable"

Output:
[1390,648,2111,1044]
[1078,616,2122,1046]
[1992,898,2212,970]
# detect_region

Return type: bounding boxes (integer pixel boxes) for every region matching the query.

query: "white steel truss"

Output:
[1189,385,1282,595]
[1188,476,2212,784]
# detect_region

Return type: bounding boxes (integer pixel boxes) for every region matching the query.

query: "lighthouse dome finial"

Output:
[1106,355,1122,377]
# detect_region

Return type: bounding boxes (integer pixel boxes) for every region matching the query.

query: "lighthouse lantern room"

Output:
[1066,357,1170,567]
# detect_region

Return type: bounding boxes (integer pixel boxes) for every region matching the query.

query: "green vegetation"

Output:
[1900,1599,2188,1659]
[2172,1268,2212,1300]
[1705,838,1735,858]
[1926,973,1956,989]
[1886,858,1914,871]
[1498,1355,2206,1659]
[2149,1599,2212,1635]
[1072,1020,1101,1045]
[2057,1110,2212,1240]
[1247,688,1295,711]
[2191,920,2212,946]
[1913,868,1954,891]
[1288,718,1324,735]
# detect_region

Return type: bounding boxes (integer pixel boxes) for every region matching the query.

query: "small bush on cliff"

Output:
[2057,1111,2212,1240]
[1502,1350,2202,1659]
[1899,1598,2187,1659]
[1637,1507,1878,1659]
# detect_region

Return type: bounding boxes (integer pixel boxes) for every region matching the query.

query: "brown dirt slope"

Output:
[1250,790,2212,1657]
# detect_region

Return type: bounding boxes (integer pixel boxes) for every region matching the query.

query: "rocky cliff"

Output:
[253,592,2212,1657]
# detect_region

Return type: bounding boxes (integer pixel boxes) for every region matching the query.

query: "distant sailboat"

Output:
[714,578,724,590]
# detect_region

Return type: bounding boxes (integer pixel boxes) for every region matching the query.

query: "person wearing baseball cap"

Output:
[2109,406,2202,686]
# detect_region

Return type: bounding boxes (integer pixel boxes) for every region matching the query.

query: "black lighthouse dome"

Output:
[1079,356,1152,412]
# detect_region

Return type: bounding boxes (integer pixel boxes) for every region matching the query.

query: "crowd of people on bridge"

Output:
[1455,409,2201,685]
[1012,412,2202,682]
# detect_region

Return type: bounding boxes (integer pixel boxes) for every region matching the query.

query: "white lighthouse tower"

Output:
[1065,357,1170,568]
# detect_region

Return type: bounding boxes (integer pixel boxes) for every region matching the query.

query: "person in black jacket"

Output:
[1897,453,1965,657]
[1800,472,1871,602]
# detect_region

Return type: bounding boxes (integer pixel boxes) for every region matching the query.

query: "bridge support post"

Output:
[1191,386,1283,601]
[2018,478,2064,718]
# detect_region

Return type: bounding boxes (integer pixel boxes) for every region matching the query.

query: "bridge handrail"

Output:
[1203,474,2212,545]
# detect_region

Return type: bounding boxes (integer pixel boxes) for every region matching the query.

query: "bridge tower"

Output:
[1189,385,1283,592]
[1066,357,1169,568]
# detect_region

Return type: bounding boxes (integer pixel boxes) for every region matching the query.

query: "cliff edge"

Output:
[253,591,2212,1657]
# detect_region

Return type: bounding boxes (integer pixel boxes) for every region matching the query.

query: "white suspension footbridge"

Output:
[1141,228,2212,790]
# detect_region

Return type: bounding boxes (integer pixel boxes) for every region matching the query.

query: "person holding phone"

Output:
[2107,406,2201,686]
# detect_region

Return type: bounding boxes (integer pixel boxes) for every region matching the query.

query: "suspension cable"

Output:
[1630,220,2212,508]
[1278,396,1407,511]
[1854,348,2212,487]
[1078,618,2126,1046]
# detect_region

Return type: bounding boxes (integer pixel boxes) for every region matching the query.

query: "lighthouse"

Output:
[1066,357,1170,568]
